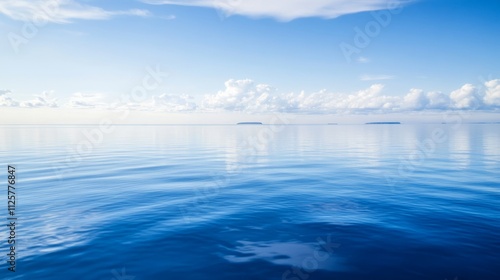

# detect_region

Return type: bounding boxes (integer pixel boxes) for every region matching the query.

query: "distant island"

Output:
[327,123,338,125]
[366,122,401,125]
[237,122,263,125]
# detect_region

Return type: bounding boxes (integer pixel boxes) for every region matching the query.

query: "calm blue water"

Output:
[1,124,499,280]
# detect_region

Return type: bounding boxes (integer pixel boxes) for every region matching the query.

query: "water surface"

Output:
[1,124,499,280]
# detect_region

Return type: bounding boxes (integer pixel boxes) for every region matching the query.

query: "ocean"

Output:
[1,124,499,280]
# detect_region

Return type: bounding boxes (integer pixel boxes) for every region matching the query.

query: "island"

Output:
[365,122,401,125]
[327,123,338,125]
[237,122,263,125]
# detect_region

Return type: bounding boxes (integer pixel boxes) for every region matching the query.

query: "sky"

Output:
[1,0,500,124]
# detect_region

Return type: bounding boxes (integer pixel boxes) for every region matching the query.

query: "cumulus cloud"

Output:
[484,79,500,106]
[141,0,412,21]
[400,90,451,110]
[426,91,450,109]
[67,92,105,108]
[20,91,58,108]
[200,79,500,114]
[340,84,398,110]
[202,79,280,112]
[0,0,150,23]
[402,88,427,110]
[201,80,400,113]
[201,81,401,113]
[0,89,19,107]
[151,93,197,111]
[3,78,500,114]
[111,93,197,112]
[450,84,480,109]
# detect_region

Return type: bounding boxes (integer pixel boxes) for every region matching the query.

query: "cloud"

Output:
[111,93,197,112]
[356,57,370,64]
[0,89,19,107]
[400,89,451,110]
[201,81,401,113]
[202,79,280,112]
[151,93,197,111]
[162,14,176,20]
[484,79,500,106]
[67,92,105,108]
[402,88,427,110]
[426,91,450,109]
[20,91,58,108]
[0,0,151,23]
[360,75,395,81]
[3,78,500,114]
[338,84,396,110]
[201,79,500,114]
[450,84,480,109]
[141,0,412,21]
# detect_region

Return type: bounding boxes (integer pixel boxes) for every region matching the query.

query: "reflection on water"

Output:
[0,124,499,280]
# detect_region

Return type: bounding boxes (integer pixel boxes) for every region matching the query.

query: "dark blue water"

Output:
[1,124,499,280]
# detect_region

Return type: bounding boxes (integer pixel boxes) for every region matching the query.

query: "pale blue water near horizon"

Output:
[1,124,499,280]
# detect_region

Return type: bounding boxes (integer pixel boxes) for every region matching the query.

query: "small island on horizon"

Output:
[237,122,263,125]
[366,122,401,125]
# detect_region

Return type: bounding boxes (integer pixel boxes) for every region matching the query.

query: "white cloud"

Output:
[340,84,394,110]
[356,56,370,64]
[484,79,500,106]
[67,92,105,108]
[151,93,197,111]
[450,84,480,109]
[0,0,151,23]
[200,79,500,114]
[400,90,451,110]
[3,78,500,114]
[111,93,197,112]
[162,14,176,20]
[402,88,427,110]
[201,81,400,113]
[426,91,450,109]
[202,79,281,112]
[0,89,19,107]
[141,0,412,21]
[20,91,58,108]
[360,75,395,81]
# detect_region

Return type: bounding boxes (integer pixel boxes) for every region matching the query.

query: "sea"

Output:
[0,124,499,280]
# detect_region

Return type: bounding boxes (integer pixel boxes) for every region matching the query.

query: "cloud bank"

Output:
[0,90,18,107]
[201,80,500,113]
[19,91,58,108]
[67,93,106,109]
[0,0,150,23]
[141,0,412,21]
[2,79,500,114]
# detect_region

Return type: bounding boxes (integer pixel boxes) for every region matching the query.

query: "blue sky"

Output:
[1,0,500,123]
